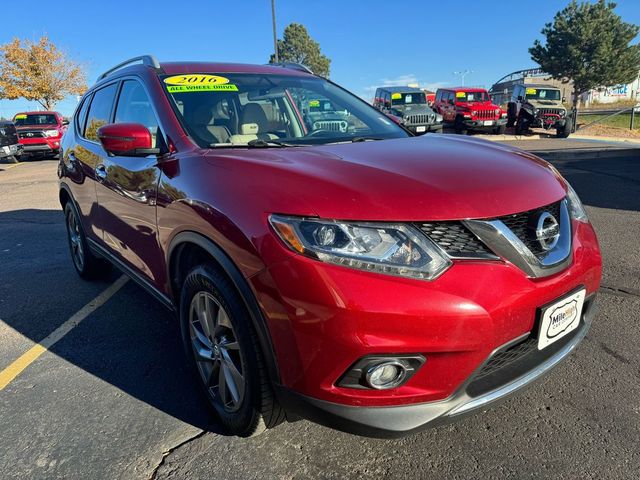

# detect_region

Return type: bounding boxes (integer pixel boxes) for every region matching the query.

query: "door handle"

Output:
[96,164,107,182]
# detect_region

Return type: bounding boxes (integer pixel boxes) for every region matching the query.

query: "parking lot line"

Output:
[0,275,128,391]
[1,162,22,170]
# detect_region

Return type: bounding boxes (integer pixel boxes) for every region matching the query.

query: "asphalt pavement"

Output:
[0,146,639,479]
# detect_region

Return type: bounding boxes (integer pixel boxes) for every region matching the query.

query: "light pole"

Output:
[453,70,473,86]
[271,0,279,63]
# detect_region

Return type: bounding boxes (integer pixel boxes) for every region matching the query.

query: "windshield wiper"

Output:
[208,139,297,148]
[246,138,294,148]
[350,136,383,142]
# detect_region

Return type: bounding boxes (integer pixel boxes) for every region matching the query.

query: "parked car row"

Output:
[0,111,68,162]
[372,83,572,137]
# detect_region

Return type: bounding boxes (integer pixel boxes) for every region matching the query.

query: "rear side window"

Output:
[114,80,160,147]
[75,95,92,134]
[84,83,118,142]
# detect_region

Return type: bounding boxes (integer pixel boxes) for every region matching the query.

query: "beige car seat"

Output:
[229,103,278,144]
[191,103,231,144]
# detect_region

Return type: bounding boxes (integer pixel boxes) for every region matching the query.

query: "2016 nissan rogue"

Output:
[58,56,601,437]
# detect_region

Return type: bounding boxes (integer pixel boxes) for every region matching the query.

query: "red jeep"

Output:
[13,111,68,159]
[434,88,507,134]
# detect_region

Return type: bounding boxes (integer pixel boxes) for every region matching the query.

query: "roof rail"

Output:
[98,55,162,81]
[267,62,314,75]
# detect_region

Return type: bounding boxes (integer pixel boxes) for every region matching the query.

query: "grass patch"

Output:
[577,113,639,130]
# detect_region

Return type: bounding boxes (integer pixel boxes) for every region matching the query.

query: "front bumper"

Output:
[463,118,507,129]
[253,219,601,434]
[277,296,596,437]
[18,137,61,156]
[406,123,443,134]
[0,143,22,158]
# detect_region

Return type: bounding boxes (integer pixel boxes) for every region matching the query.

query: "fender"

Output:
[167,231,281,384]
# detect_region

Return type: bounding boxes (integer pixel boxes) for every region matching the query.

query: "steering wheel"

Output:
[306,129,334,138]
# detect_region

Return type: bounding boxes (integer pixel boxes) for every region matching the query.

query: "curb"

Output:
[526,147,640,161]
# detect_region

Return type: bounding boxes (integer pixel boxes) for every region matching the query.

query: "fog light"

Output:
[366,361,406,390]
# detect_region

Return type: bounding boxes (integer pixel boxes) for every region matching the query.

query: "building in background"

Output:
[582,74,640,105]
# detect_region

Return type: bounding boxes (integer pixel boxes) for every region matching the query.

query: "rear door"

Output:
[67,83,119,242]
[94,78,164,285]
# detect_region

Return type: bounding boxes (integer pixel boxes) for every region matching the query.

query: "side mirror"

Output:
[517,95,523,101]
[62,119,70,126]
[97,123,159,157]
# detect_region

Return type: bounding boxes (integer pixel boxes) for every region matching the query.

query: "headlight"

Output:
[565,183,588,222]
[495,109,500,116]
[43,129,59,137]
[471,110,477,116]
[435,114,443,123]
[269,215,452,280]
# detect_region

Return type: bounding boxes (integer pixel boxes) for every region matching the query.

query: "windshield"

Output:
[162,73,408,147]
[391,92,426,106]
[525,88,561,101]
[13,114,57,126]
[455,91,488,102]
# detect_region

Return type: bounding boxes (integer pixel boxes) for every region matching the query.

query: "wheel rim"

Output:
[189,291,245,413]
[66,209,85,271]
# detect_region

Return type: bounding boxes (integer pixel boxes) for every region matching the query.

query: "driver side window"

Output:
[114,80,160,148]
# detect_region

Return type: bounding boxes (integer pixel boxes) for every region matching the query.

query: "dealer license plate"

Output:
[483,120,494,126]
[416,126,426,132]
[2,146,10,154]
[538,289,586,350]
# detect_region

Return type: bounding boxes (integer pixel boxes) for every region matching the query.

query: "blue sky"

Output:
[1,0,638,118]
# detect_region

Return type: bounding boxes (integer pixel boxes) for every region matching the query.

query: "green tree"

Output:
[0,36,87,110]
[269,23,331,77]
[530,0,640,112]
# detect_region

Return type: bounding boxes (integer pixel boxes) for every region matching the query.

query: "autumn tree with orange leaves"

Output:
[0,37,87,110]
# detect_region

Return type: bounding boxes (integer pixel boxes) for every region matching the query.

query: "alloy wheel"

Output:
[189,291,246,413]
[66,209,85,271]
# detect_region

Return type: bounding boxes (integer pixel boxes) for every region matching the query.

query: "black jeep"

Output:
[507,84,572,138]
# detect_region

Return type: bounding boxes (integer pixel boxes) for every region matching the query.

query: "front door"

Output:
[94,79,164,284]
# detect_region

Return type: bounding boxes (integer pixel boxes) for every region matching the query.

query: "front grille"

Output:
[538,108,564,116]
[472,336,538,382]
[18,130,45,138]
[312,120,347,132]
[499,201,562,259]
[417,222,494,258]
[406,114,433,125]
[475,109,495,120]
[466,296,594,398]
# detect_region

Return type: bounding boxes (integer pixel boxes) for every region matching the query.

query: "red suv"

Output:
[59,56,601,438]
[13,111,68,159]
[434,87,507,134]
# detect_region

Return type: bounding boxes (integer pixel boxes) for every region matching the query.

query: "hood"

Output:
[206,135,566,221]
[528,99,565,109]
[459,101,500,110]
[394,104,434,116]
[15,124,59,131]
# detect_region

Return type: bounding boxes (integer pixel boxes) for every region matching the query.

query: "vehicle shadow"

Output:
[0,208,214,431]
[550,155,640,212]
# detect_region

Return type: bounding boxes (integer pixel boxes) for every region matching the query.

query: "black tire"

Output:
[63,202,111,279]
[506,102,517,128]
[494,124,506,135]
[179,264,284,437]
[515,117,527,135]
[454,116,467,135]
[556,121,571,138]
